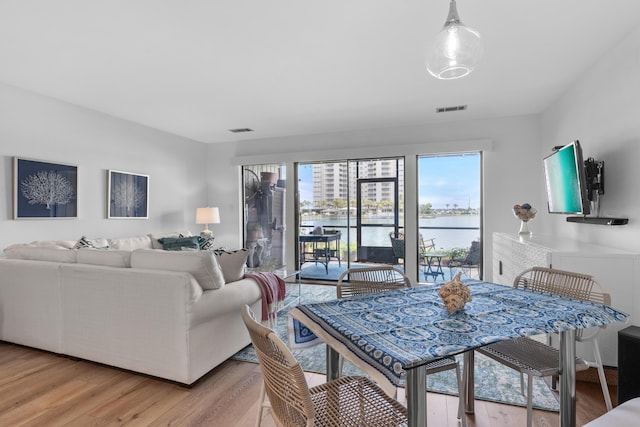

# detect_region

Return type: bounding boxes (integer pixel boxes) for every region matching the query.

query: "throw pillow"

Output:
[215,249,250,283]
[158,235,200,251]
[198,236,215,251]
[73,236,110,250]
[73,236,95,249]
[148,231,192,249]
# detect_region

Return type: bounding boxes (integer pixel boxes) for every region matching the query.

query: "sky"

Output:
[297,153,481,209]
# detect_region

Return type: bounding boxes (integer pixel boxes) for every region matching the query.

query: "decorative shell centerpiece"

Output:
[512,203,537,222]
[438,272,472,314]
[513,203,537,237]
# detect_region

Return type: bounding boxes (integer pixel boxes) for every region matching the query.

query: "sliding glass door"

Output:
[297,157,404,281]
[242,163,286,270]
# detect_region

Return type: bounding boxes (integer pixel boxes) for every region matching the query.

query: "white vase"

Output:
[518,220,532,237]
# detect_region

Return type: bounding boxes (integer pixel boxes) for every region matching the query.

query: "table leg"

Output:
[326,345,340,381]
[406,365,427,427]
[426,256,434,276]
[435,256,444,278]
[463,350,475,414]
[324,242,329,273]
[559,329,577,427]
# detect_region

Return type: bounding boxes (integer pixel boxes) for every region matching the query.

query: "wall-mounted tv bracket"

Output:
[584,157,604,202]
[567,157,628,225]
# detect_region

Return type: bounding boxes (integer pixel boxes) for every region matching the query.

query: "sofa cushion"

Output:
[3,245,77,263]
[149,231,192,249]
[215,249,249,283]
[76,248,132,268]
[158,235,201,251]
[107,235,153,251]
[28,240,77,249]
[130,249,225,290]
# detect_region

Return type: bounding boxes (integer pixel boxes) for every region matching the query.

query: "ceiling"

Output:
[1,1,639,144]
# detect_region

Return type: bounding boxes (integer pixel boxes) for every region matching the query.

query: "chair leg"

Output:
[454,363,468,427]
[592,339,613,411]
[526,374,533,427]
[255,381,268,427]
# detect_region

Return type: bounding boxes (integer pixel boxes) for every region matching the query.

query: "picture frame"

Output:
[13,157,78,219]
[107,170,149,219]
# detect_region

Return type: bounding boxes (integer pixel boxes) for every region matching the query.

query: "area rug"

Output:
[232,284,560,412]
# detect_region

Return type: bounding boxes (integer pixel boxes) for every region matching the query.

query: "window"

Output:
[417,153,482,282]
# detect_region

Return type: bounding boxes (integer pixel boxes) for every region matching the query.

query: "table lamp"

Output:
[196,207,220,237]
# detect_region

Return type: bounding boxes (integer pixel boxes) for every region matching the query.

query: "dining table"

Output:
[288,280,628,427]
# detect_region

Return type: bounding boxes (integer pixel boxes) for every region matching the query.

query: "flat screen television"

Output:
[543,140,591,215]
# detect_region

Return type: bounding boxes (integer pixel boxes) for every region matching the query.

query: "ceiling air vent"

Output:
[436,105,467,113]
[228,128,254,133]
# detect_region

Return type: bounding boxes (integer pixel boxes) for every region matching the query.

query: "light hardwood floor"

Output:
[0,341,615,426]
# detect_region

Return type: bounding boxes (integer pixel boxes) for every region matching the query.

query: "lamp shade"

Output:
[196,207,220,225]
[426,0,483,80]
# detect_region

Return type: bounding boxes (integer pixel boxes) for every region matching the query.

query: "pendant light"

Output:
[426,0,483,80]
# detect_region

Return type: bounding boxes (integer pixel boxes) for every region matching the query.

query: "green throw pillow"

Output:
[158,235,200,251]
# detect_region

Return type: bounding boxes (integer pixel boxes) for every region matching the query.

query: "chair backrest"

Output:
[419,234,436,254]
[513,267,611,338]
[465,240,481,265]
[240,305,315,426]
[337,266,411,298]
[389,232,405,260]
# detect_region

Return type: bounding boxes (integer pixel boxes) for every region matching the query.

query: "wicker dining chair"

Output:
[476,267,613,427]
[336,265,411,298]
[241,305,408,427]
[336,266,467,427]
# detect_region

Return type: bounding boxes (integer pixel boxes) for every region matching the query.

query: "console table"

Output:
[493,232,639,367]
[299,232,341,274]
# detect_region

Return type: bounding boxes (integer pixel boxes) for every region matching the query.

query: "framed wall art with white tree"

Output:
[108,170,149,219]
[13,157,78,219]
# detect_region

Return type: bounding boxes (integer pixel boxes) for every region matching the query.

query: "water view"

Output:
[301,214,480,251]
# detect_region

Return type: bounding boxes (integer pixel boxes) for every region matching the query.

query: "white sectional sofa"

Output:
[0,233,262,385]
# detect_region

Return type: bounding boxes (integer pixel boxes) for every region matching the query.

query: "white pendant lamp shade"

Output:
[427,0,483,80]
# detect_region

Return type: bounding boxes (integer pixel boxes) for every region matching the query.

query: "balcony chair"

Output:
[448,240,481,279]
[389,232,437,270]
[476,267,613,427]
[241,305,408,427]
[420,234,436,254]
[336,266,467,427]
[389,231,405,266]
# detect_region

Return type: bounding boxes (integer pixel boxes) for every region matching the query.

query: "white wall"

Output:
[212,114,542,283]
[0,83,209,250]
[540,24,640,252]
[9,18,636,285]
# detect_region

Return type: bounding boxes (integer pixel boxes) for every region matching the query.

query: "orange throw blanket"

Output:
[244,272,286,327]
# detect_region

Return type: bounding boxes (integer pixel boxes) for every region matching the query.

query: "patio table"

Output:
[298,232,341,273]
[289,280,628,427]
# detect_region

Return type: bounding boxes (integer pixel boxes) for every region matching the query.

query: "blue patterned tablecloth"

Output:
[290,280,628,386]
